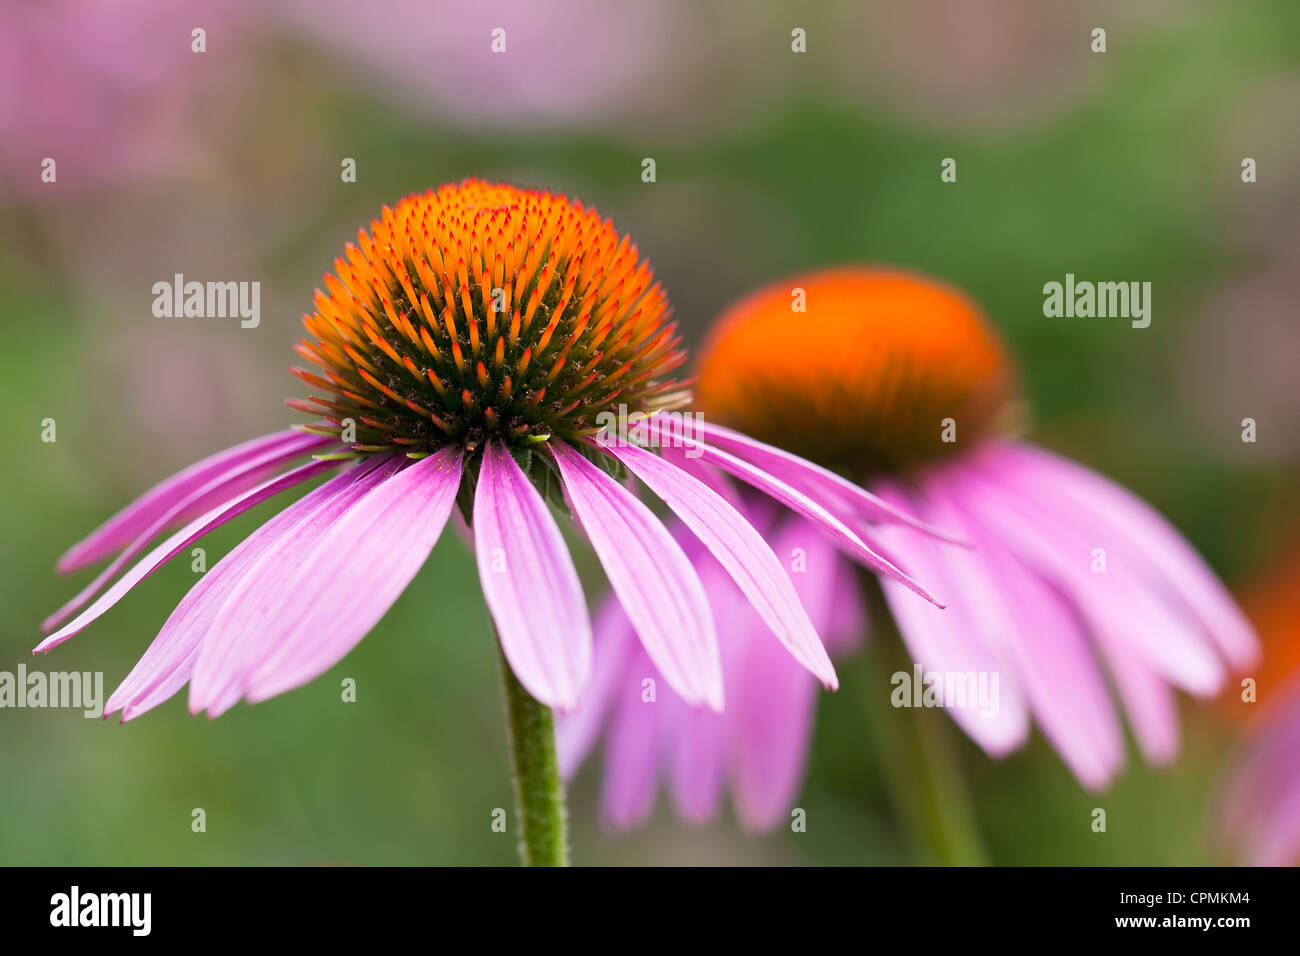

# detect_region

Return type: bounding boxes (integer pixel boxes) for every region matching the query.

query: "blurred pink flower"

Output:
[565,266,1260,830]
[272,0,675,130]
[1216,686,1300,866]
[0,0,249,201]
[1212,544,1300,866]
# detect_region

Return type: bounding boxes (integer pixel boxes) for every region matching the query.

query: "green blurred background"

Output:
[2,0,1298,865]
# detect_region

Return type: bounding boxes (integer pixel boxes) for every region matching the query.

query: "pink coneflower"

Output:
[1213,547,1300,866]
[0,0,249,200]
[1216,687,1300,866]
[39,184,946,865]
[564,266,1258,833]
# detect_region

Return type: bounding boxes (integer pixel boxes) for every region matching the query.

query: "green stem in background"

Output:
[858,638,990,866]
[496,638,569,867]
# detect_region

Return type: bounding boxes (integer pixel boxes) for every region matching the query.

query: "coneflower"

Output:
[1215,689,1300,866]
[563,266,1258,837]
[39,185,946,865]
[1213,547,1300,866]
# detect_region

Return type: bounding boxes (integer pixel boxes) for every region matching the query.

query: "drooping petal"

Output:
[873,481,1030,755]
[656,443,749,509]
[662,552,746,824]
[43,431,334,632]
[599,646,661,829]
[188,447,463,713]
[927,473,1126,789]
[105,457,397,720]
[645,428,943,607]
[550,442,723,712]
[1093,636,1181,764]
[555,596,638,778]
[474,441,591,711]
[605,441,836,688]
[770,517,868,655]
[36,456,339,654]
[179,456,405,717]
[992,442,1258,669]
[664,692,729,824]
[56,429,321,574]
[659,415,962,541]
[731,603,819,832]
[955,460,1224,696]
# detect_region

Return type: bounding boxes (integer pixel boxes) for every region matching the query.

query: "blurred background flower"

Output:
[1213,543,1300,865]
[0,0,251,201]
[559,511,867,832]
[272,0,679,132]
[1,0,1297,865]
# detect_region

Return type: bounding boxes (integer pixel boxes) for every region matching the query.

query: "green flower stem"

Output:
[859,638,989,866]
[496,638,569,867]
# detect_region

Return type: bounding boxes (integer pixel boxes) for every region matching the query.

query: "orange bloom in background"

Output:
[1226,546,1300,718]
[695,266,1021,478]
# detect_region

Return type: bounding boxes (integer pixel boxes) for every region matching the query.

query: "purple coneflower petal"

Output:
[927,474,1125,789]
[663,553,746,824]
[873,482,1030,755]
[550,442,723,712]
[665,696,729,824]
[1092,637,1181,764]
[105,457,396,720]
[656,443,750,508]
[43,431,333,632]
[645,429,943,608]
[182,456,405,716]
[599,645,661,829]
[474,441,592,711]
[991,442,1258,669]
[957,464,1224,696]
[604,441,837,688]
[188,448,463,713]
[36,456,338,655]
[770,517,868,654]
[668,417,963,542]
[732,609,819,832]
[556,596,638,777]
[56,429,319,574]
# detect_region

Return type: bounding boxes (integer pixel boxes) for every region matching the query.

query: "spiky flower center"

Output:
[695,267,1020,478]
[291,180,688,457]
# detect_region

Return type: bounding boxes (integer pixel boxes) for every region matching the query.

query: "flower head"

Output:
[568,266,1258,828]
[289,180,687,456]
[39,190,946,730]
[696,266,1021,476]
